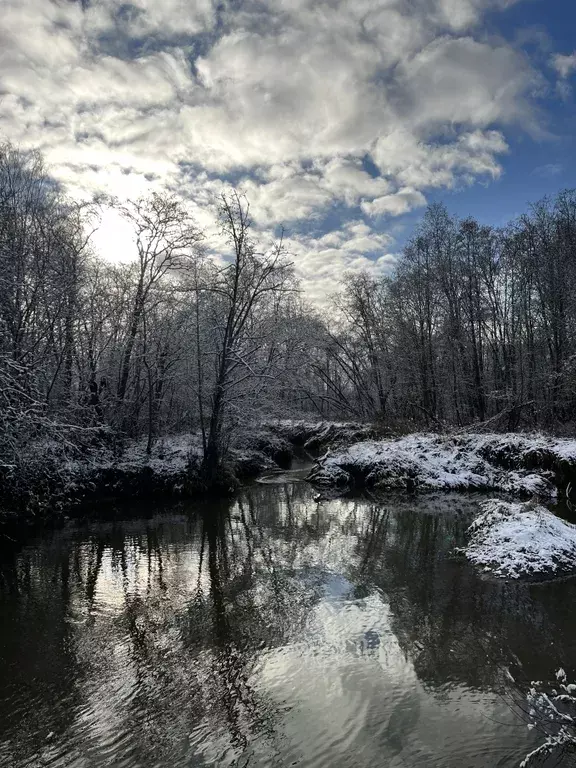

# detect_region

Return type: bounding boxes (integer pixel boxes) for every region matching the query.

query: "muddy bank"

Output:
[308,432,576,500]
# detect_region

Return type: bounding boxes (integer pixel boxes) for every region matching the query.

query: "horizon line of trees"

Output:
[1,139,576,489]
[332,193,576,430]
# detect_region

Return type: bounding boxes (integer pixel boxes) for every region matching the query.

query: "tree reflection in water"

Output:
[1,485,576,767]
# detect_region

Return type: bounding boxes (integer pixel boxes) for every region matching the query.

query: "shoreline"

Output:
[5,423,576,547]
[0,421,365,541]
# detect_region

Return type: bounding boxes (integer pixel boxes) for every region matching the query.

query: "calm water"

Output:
[1,478,576,768]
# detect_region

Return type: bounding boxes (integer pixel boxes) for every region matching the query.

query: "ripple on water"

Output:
[256,467,311,484]
[0,485,563,768]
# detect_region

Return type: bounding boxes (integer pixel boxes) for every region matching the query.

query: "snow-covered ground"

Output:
[21,421,369,504]
[2,426,300,526]
[458,432,576,470]
[11,424,576,527]
[463,499,576,579]
[111,433,204,476]
[58,428,292,476]
[48,426,295,504]
[308,433,566,498]
[267,419,375,451]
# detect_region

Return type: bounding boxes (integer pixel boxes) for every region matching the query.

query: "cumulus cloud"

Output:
[552,52,576,79]
[104,0,216,37]
[0,0,541,299]
[362,188,427,217]
[285,224,397,304]
[372,129,508,190]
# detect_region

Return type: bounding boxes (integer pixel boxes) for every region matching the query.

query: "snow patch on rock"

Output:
[464,499,576,579]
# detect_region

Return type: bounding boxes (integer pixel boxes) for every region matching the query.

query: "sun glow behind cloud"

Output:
[91,207,139,264]
[1,0,569,300]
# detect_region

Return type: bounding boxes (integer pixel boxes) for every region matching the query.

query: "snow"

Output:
[54,426,290,503]
[119,433,203,474]
[463,499,576,579]
[310,462,352,489]
[458,431,576,469]
[268,419,375,450]
[310,433,561,498]
[271,419,370,432]
[63,429,284,478]
[519,670,576,766]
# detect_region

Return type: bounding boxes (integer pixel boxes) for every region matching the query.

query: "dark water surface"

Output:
[2,479,576,768]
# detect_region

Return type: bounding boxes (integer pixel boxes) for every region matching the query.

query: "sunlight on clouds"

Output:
[0,0,541,298]
[91,207,139,263]
[286,225,397,304]
[362,188,427,217]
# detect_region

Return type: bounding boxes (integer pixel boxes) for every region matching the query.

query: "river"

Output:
[1,473,575,767]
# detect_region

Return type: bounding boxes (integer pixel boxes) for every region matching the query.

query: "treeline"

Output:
[1,139,576,490]
[328,195,576,430]
[0,143,309,487]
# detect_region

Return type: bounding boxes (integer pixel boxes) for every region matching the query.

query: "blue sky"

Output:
[0,0,574,301]
[427,0,576,221]
[368,0,576,248]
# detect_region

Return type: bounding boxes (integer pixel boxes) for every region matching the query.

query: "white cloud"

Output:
[108,0,216,37]
[237,171,332,227]
[234,160,393,226]
[431,0,521,31]
[285,225,397,304]
[552,52,576,79]
[373,129,508,190]
[0,0,541,301]
[399,37,536,131]
[362,188,427,217]
[320,159,392,205]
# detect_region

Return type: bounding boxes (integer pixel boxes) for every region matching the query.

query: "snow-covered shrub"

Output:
[520,669,576,767]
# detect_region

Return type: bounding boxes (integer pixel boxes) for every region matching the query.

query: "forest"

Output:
[2,140,576,497]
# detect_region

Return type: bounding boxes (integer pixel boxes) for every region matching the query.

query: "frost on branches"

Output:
[520,669,576,767]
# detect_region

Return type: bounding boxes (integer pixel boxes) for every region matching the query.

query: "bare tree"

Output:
[115,193,202,428]
[197,192,294,486]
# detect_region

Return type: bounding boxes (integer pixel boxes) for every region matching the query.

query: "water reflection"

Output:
[1,484,575,767]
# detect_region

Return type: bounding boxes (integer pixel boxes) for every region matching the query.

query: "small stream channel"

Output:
[1,467,575,767]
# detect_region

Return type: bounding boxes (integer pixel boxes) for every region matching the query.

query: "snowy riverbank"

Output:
[59,426,296,500]
[267,420,376,451]
[6,423,576,540]
[0,425,299,535]
[308,432,576,500]
[52,420,373,506]
[0,419,383,535]
[463,499,576,580]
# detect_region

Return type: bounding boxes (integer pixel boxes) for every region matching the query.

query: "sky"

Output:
[1,0,575,303]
